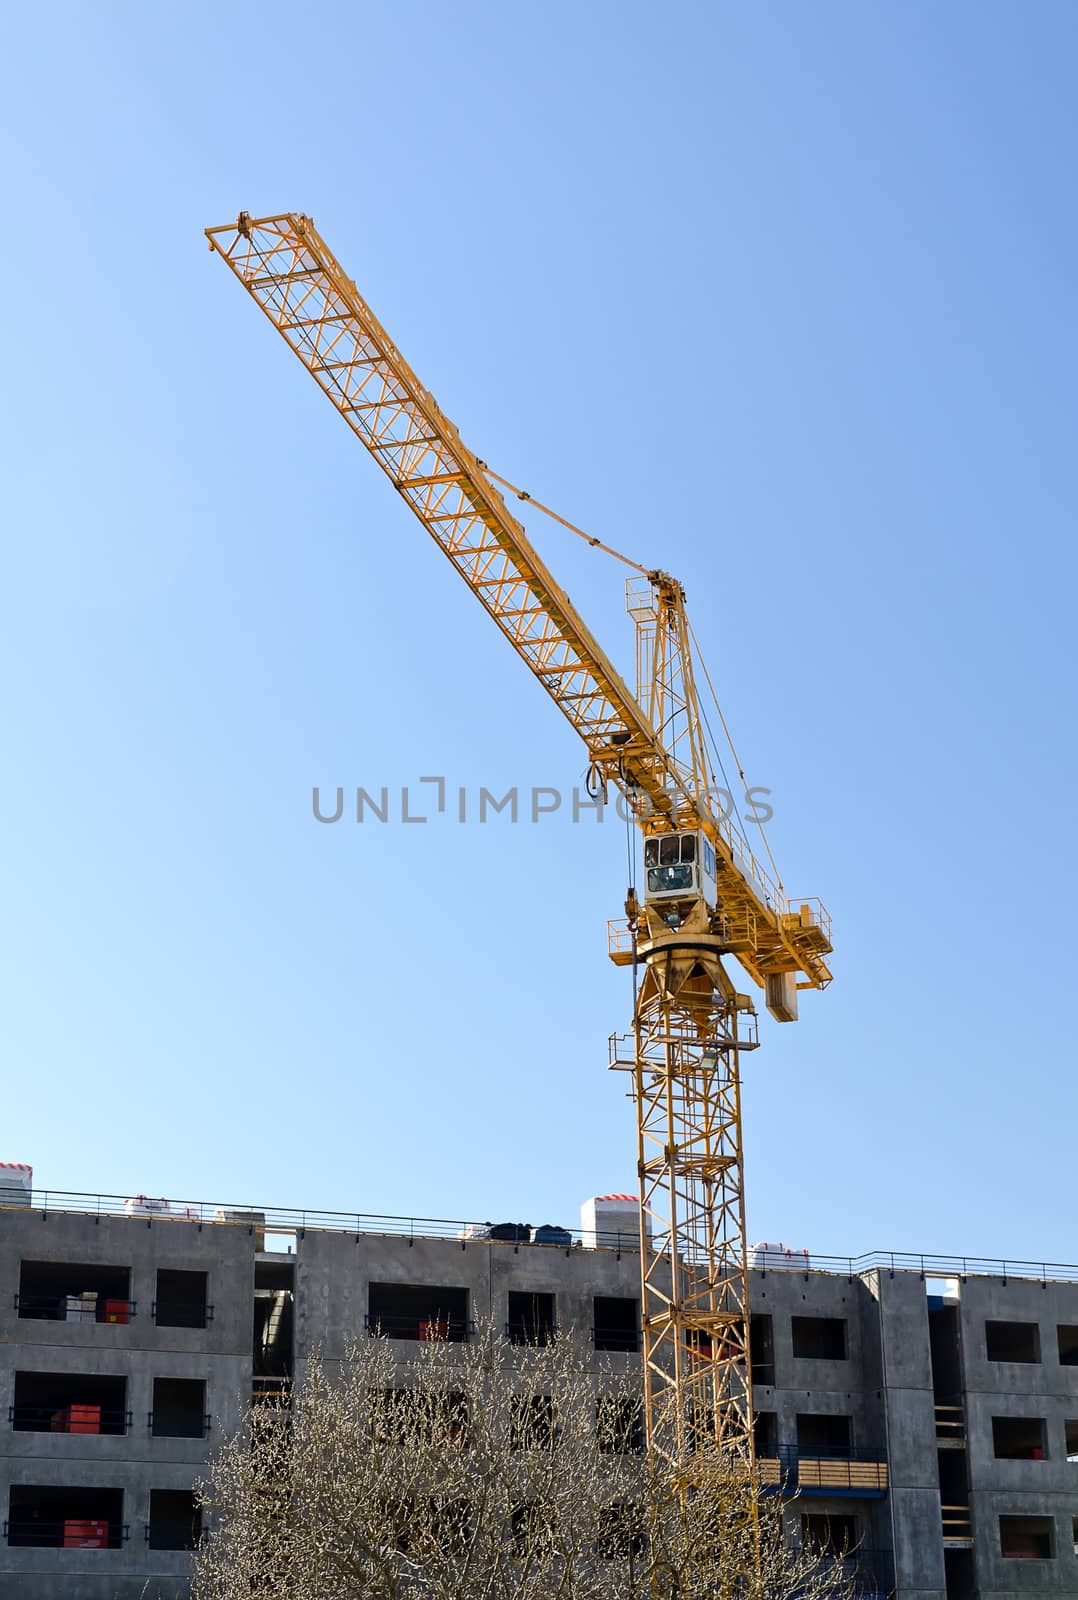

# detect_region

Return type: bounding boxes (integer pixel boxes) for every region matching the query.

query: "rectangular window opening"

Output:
[753,1410,777,1457]
[797,1412,852,1458]
[11,1371,128,1436]
[150,1378,208,1439]
[254,1285,295,1378]
[17,1262,132,1324]
[510,1501,553,1556]
[750,1313,774,1386]
[593,1296,640,1353]
[596,1395,644,1455]
[155,1269,209,1329]
[507,1291,556,1347]
[147,1489,201,1551]
[802,1512,858,1557]
[595,1502,647,1559]
[999,1513,1053,1559]
[943,1547,976,1599]
[1058,1326,1078,1366]
[367,1388,468,1448]
[992,1416,1047,1460]
[928,1304,963,1396]
[1065,1420,1078,1464]
[7,1485,124,1548]
[791,1315,848,1361]
[367,1283,470,1342]
[986,1320,1041,1363]
[509,1394,555,1452]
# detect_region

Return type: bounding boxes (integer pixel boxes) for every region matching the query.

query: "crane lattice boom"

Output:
[205,212,830,998]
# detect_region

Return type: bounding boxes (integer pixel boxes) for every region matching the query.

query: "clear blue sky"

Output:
[2,2,1076,1262]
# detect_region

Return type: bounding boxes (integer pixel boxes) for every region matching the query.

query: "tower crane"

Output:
[206,211,832,1477]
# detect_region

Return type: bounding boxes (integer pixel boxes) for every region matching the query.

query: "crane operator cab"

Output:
[643,830,718,910]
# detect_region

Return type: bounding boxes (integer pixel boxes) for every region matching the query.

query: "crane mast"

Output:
[206,212,832,1484]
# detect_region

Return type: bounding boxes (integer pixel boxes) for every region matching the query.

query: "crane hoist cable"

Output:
[501,465,774,880]
[688,615,786,896]
[482,462,764,860]
[476,461,651,577]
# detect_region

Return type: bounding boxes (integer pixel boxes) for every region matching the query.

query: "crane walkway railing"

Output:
[0,1192,1075,1285]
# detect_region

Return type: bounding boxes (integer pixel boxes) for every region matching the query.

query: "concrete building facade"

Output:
[2,1197,1077,1598]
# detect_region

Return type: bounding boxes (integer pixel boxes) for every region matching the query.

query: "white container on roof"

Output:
[750,1241,811,1271]
[581,1194,642,1250]
[124,1195,172,1217]
[0,1163,32,1207]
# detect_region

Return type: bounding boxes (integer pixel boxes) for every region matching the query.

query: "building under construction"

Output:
[2,1181,1077,1600]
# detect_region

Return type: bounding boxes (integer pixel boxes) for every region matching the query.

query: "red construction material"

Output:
[419,1318,449,1342]
[51,1404,102,1434]
[67,1404,102,1435]
[63,1519,108,1548]
[102,1300,129,1325]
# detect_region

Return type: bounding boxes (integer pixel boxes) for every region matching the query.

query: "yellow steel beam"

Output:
[205,211,831,995]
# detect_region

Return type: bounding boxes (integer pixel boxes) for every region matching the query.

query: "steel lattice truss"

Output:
[612,986,757,1469]
[205,212,832,995]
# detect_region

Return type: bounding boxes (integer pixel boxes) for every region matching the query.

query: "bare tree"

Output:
[192,1326,860,1600]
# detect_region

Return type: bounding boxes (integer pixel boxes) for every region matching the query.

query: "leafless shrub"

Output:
[192,1325,858,1600]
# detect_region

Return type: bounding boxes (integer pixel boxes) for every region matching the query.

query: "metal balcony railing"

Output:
[364,1313,474,1343]
[147,1410,212,1439]
[8,1404,130,1435]
[143,1520,201,1550]
[505,1321,558,1347]
[13,1293,136,1323]
[152,1300,213,1328]
[592,1326,642,1353]
[757,1446,889,1496]
[4,1519,128,1548]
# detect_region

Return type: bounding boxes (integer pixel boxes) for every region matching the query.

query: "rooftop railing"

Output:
[2,1191,1077,1286]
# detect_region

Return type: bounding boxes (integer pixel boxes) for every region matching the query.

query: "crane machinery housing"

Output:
[206,210,833,1481]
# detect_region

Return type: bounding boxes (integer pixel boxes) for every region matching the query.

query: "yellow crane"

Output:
[206,211,832,1476]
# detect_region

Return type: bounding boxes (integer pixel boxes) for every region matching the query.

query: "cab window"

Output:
[644,833,697,895]
[645,834,696,868]
[648,863,693,893]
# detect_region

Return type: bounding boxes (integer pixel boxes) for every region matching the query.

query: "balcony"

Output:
[364,1312,473,1343]
[10,1372,130,1436]
[16,1262,134,1324]
[147,1410,211,1440]
[757,1446,889,1497]
[14,1293,136,1324]
[592,1324,642,1353]
[5,1518,128,1548]
[10,1405,131,1437]
[6,1484,127,1548]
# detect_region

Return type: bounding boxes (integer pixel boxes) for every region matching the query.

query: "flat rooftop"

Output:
[0,1186,1074,1286]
